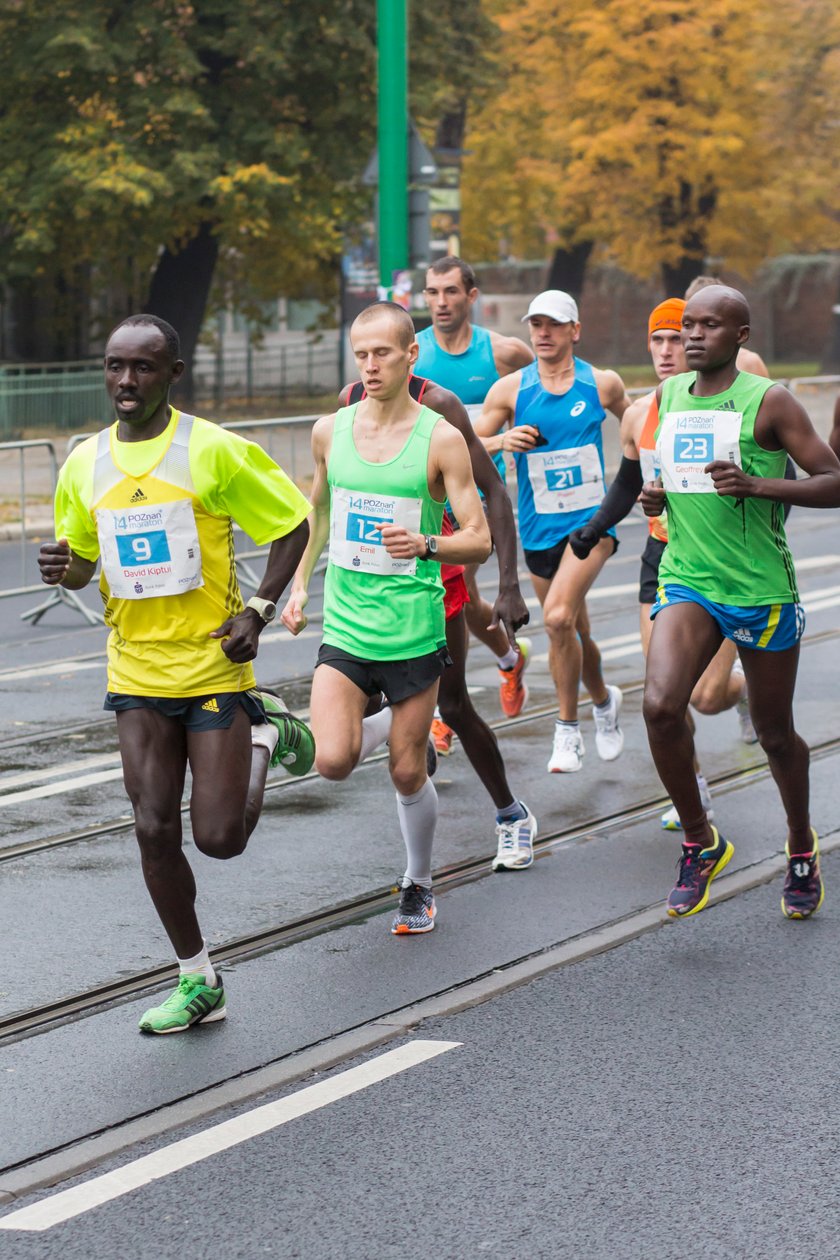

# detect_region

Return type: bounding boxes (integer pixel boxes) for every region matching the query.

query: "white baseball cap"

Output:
[522,290,579,324]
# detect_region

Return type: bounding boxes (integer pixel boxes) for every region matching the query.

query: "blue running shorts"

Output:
[651,584,805,651]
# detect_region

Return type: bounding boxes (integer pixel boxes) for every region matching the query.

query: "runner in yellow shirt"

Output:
[38,314,313,1034]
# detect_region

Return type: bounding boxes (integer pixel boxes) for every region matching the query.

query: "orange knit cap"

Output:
[648,298,685,339]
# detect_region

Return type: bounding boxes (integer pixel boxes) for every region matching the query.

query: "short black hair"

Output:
[425,256,477,293]
[108,314,181,362]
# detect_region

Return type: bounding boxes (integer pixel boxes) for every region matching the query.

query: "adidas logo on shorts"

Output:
[733,627,754,643]
[130,487,148,503]
[201,698,220,713]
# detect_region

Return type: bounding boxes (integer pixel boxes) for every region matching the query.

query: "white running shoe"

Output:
[731,659,758,744]
[660,774,715,831]
[593,685,624,761]
[492,804,538,871]
[548,723,584,773]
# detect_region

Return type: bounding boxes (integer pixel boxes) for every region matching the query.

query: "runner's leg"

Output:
[117,708,199,960]
[736,644,811,854]
[309,663,370,780]
[643,602,722,846]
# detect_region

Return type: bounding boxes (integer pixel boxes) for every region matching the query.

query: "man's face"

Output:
[351,316,417,399]
[649,330,686,381]
[104,325,182,428]
[422,268,477,334]
[528,315,579,360]
[681,294,748,372]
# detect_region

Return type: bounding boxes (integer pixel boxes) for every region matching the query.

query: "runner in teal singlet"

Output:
[641,284,840,920]
[281,302,491,934]
[419,256,534,744]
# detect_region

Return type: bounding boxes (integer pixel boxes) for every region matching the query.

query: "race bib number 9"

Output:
[657,410,743,494]
[96,497,203,599]
[526,443,604,515]
[330,487,422,575]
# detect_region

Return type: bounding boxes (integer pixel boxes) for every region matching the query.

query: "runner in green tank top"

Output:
[281,302,491,935]
[640,285,840,921]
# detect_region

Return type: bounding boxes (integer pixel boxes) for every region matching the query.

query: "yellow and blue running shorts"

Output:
[651,584,805,652]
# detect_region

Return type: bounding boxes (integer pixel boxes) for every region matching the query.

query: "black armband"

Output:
[587,456,644,536]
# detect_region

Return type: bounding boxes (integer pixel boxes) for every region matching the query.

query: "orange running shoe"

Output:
[431,716,454,755]
[498,637,531,718]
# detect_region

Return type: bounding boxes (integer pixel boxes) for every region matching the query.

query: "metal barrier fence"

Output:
[0,362,110,438]
[2,375,838,621]
[194,341,340,406]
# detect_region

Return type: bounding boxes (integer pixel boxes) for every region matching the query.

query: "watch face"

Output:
[262,602,277,622]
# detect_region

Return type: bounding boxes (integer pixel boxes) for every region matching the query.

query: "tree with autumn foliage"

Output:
[463,0,840,296]
[0,0,494,392]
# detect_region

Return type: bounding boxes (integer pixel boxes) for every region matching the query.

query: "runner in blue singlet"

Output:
[476,289,631,775]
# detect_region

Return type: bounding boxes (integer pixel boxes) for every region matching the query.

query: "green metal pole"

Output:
[377,0,408,291]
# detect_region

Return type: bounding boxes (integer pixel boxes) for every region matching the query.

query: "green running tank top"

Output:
[655,371,798,606]
[323,403,446,660]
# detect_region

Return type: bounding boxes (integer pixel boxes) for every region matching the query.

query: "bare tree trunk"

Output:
[546,242,592,300]
[146,222,219,409]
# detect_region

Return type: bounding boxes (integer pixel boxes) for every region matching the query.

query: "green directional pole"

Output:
[377,0,408,291]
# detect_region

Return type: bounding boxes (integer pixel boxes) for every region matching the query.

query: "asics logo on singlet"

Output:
[718,400,737,411]
[733,627,754,643]
[129,488,147,503]
[571,401,586,417]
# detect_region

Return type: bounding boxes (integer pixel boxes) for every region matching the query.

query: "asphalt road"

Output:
[1,497,839,1257]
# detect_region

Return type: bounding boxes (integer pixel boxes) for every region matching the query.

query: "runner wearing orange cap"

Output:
[569,298,754,828]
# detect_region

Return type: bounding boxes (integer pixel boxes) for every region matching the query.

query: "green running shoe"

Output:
[138,973,226,1035]
[256,689,316,776]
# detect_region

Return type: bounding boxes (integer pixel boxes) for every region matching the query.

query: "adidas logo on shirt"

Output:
[718,400,737,411]
[130,487,147,503]
[201,698,220,713]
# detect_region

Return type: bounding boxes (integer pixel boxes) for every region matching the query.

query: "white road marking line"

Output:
[0,659,105,683]
[0,1039,461,1233]
[0,768,124,808]
[0,753,120,792]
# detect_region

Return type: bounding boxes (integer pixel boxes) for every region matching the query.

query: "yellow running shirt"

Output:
[55,408,311,697]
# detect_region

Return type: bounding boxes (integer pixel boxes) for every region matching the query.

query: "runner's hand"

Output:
[705,460,756,499]
[209,613,260,663]
[569,524,601,560]
[489,587,530,642]
[640,479,665,517]
[376,524,424,559]
[502,425,540,453]
[38,538,72,585]
[281,588,309,635]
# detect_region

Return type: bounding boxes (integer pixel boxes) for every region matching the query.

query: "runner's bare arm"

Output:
[426,385,528,635]
[212,518,310,662]
[618,393,650,459]
[706,387,840,508]
[829,393,840,460]
[280,415,334,634]
[37,539,96,589]
[474,373,538,453]
[377,425,491,566]
[595,368,632,421]
[490,330,534,375]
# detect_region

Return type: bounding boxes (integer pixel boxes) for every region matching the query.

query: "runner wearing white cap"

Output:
[475,291,632,773]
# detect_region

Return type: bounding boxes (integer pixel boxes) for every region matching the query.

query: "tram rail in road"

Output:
[4,729,840,1046]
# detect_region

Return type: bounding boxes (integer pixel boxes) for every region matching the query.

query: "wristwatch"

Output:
[423,535,439,559]
[245,596,277,623]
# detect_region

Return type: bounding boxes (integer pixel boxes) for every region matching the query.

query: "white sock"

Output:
[397,778,438,887]
[357,706,393,766]
[496,646,518,670]
[251,723,279,755]
[177,942,217,987]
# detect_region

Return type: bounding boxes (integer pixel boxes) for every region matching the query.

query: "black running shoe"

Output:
[667,827,734,918]
[390,881,436,934]
[782,829,824,919]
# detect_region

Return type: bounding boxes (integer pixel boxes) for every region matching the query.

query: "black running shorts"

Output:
[104,690,266,732]
[315,644,451,704]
